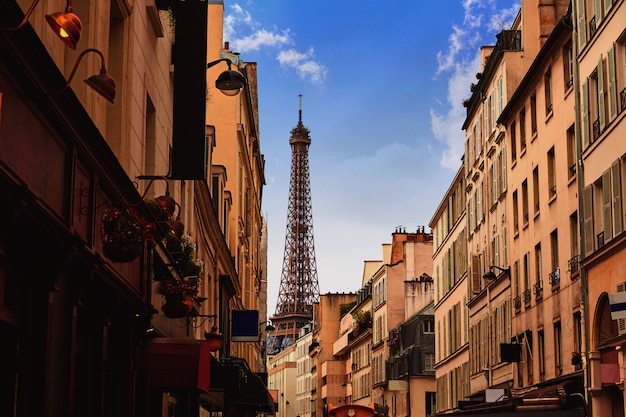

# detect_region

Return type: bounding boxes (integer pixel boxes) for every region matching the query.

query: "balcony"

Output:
[533,281,543,302]
[592,119,601,141]
[568,255,580,280]
[548,267,560,291]
[523,289,531,307]
[589,16,597,38]
[514,296,522,312]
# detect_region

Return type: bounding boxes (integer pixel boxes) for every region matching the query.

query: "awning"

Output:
[209,358,275,414]
[140,338,211,393]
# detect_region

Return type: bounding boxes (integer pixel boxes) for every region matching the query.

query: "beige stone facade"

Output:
[574,0,626,415]
[430,167,469,412]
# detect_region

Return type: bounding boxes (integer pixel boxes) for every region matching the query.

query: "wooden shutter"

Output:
[602,169,612,241]
[612,160,623,235]
[583,185,594,255]
[582,79,590,148]
[577,0,586,48]
[594,0,603,25]
[607,45,617,120]
[598,57,606,131]
[471,254,481,294]
[604,0,613,13]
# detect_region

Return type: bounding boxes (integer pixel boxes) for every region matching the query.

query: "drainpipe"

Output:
[569,3,592,415]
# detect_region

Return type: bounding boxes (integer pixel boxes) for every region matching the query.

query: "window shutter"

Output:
[471,255,481,294]
[583,185,594,255]
[594,0,603,25]
[598,58,606,131]
[602,169,612,241]
[502,146,507,192]
[582,79,590,148]
[612,160,623,234]
[577,0,586,47]
[607,45,617,120]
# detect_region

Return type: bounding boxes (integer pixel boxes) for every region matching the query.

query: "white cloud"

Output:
[432,0,520,169]
[431,52,481,169]
[232,29,292,52]
[225,3,327,85]
[277,48,328,84]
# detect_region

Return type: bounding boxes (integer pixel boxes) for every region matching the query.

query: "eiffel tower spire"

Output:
[269,96,320,354]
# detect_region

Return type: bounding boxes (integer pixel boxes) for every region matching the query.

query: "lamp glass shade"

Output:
[215,69,245,96]
[45,12,82,49]
[84,72,116,103]
[205,333,223,352]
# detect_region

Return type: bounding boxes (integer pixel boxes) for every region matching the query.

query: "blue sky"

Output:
[222,0,520,313]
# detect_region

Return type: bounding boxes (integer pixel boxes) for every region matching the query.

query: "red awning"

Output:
[140,338,211,393]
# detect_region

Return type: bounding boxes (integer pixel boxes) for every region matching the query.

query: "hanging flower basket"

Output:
[101,208,145,262]
[103,241,143,263]
[161,293,194,318]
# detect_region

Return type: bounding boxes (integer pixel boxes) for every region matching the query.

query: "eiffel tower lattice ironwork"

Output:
[269,96,320,354]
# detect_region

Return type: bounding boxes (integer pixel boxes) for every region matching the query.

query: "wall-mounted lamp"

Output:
[260,320,276,333]
[483,265,510,281]
[204,325,224,352]
[54,48,116,103]
[207,58,245,96]
[1,0,82,49]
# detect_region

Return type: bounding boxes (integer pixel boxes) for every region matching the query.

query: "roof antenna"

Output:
[299,94,303,123]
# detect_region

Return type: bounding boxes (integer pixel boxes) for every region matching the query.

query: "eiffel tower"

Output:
[269,96,320,354]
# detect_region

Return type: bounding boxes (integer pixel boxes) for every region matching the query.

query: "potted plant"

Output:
[101,207,145,262]
[161,275,199,318]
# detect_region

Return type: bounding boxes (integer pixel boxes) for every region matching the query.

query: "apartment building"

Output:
[313,293,358,417]
[431,2,578,415]
[574,0,626,415]
[430,167,469,413]
[0,0,271,415]
[268,346,297,417]
[498,9,582,395]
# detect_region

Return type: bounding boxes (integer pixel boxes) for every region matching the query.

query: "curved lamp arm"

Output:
[50,48,116,103]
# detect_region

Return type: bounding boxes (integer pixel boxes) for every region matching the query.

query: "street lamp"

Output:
[482,265,510,281]
[261,321,276,333]
[1,0,82,49]
[207,58,245,96]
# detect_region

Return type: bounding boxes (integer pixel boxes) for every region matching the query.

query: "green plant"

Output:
[102,207,144,244]
[353,310,371,326]
[163,232,204,278]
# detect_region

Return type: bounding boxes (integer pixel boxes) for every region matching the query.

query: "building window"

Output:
[544,70,553,114]
[563,41,573,88]
[530,93,538,135]
[519,107,527,153]
[548,147,556,198]
[570,211,579,262]
[513,190,520,235]
[538,329,545,381]
[522,179,529,225]
[533,166,540,215]
[424,353,435,372]
[426,392,436,417]
[510,122,517,162]
[550,229,559,275]
[554,320,562,376]
[534,243,542,296]
[566,125,576,179]
[424,319,434,334]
